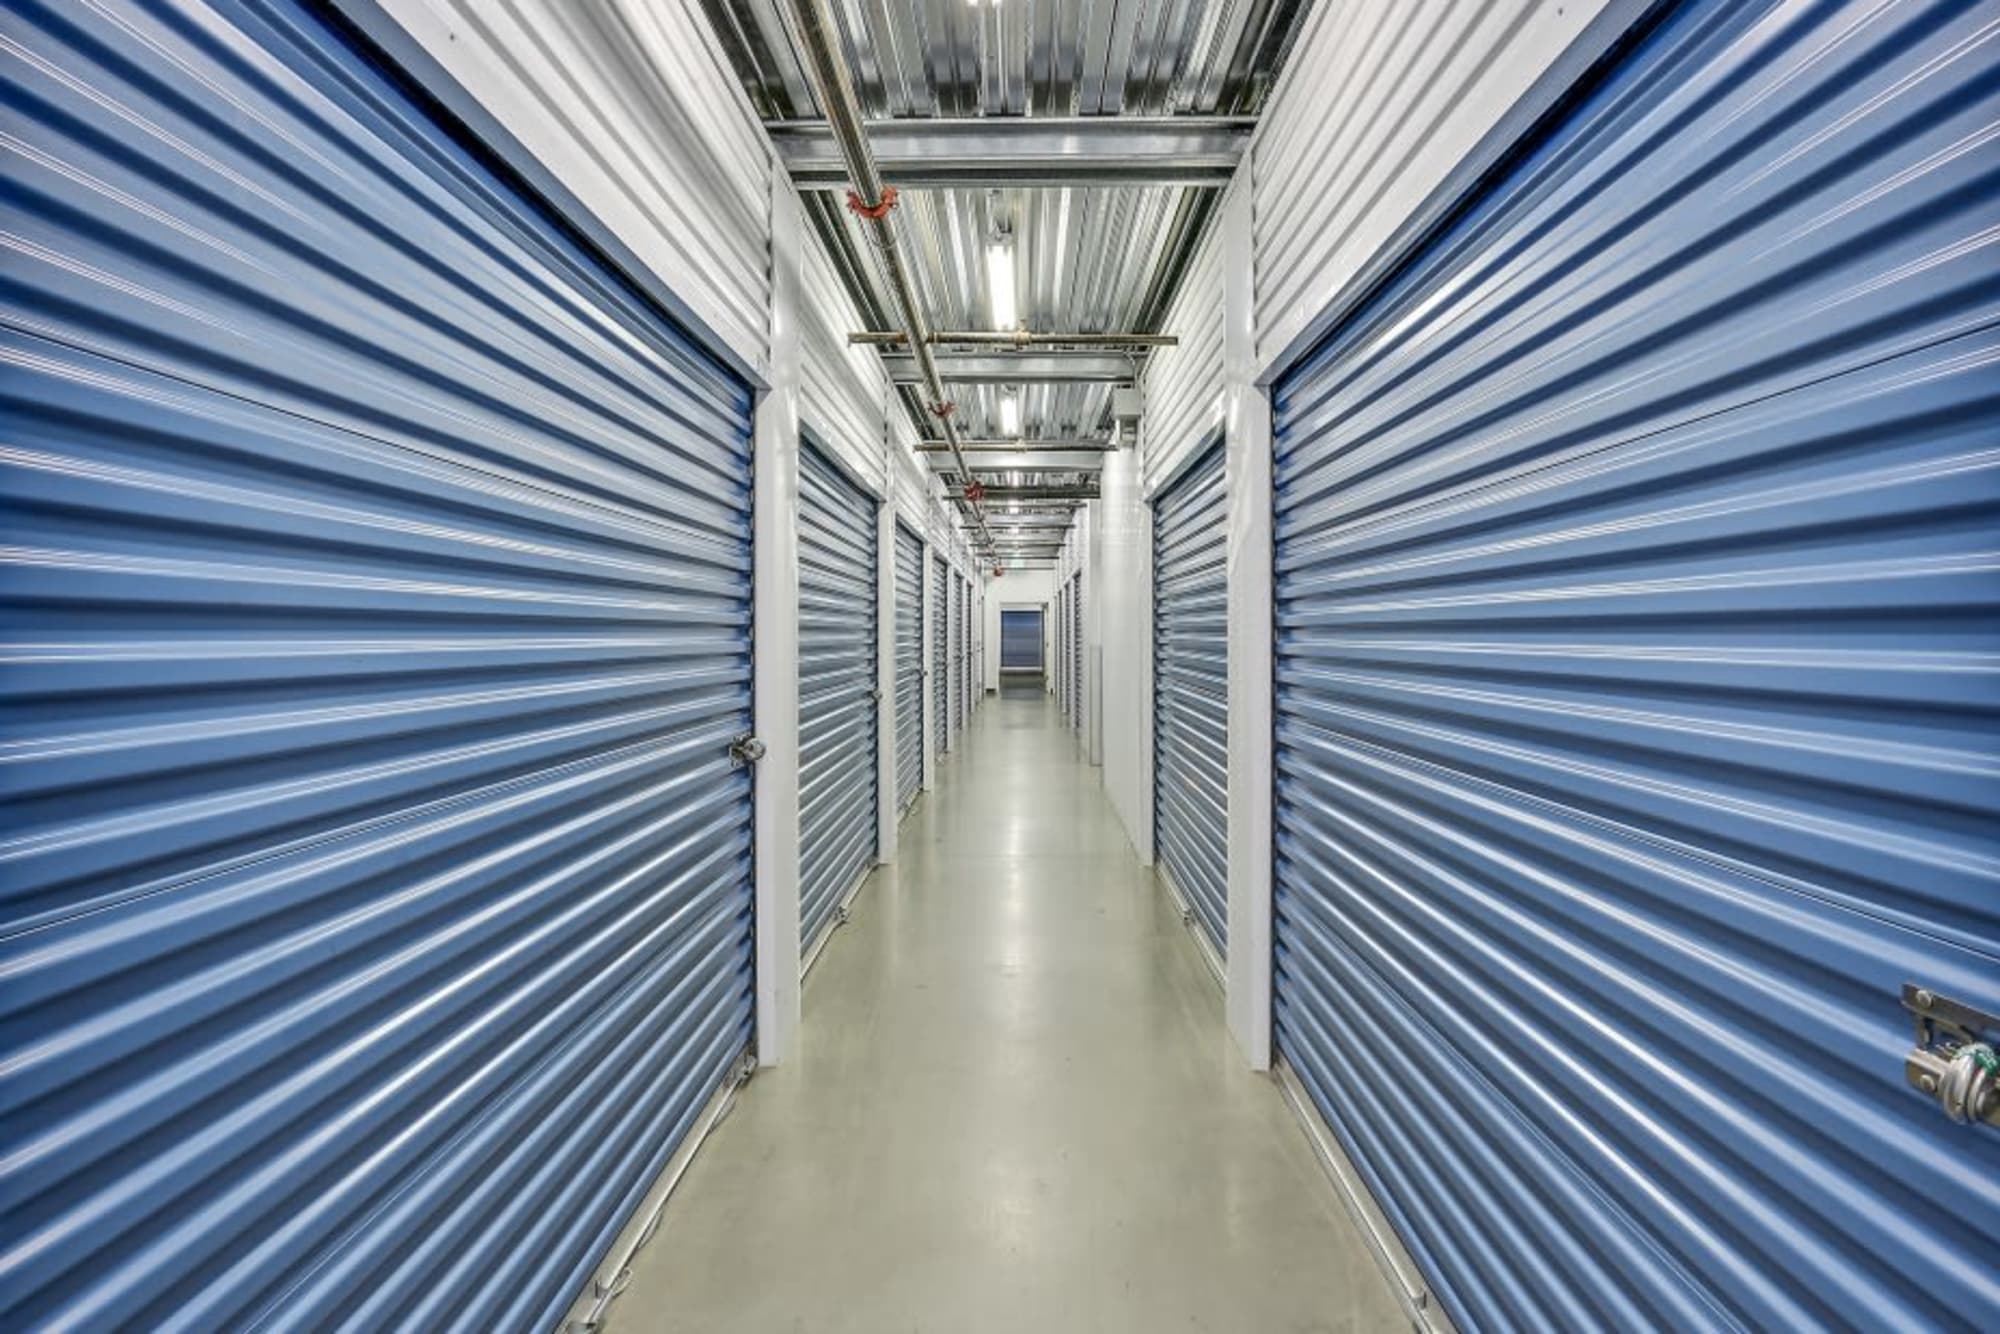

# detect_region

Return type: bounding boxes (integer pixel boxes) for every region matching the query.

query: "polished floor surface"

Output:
[612,690,1405,1333]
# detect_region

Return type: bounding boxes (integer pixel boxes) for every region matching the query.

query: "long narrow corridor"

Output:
[613,691,1404,1332]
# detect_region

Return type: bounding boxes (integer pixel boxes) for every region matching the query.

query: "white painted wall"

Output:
[1095,435,1151,862]
[367,0,773,375]
[1252,0,1625,376]
[985,569,1056,689]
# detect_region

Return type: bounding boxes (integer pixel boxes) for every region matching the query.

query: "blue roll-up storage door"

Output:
[1056,588,1067,712]
[894,521,925,813]
[0,2,756,1329]
[796,440,878,956]
[1001,609,1044,670]
[1069,573,1084,733]
[1270,2,2000,1330]
[951,575,966,735]
[932,554,949,753]
[1152,440,1228,955]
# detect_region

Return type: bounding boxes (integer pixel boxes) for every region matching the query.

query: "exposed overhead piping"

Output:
[777,0,992,553]
[851,331,1178,348]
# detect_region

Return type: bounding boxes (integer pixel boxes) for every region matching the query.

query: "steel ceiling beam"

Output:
[923,450,1106,473]
[950,485,1099,501]
[915,439,1111,452]
[771,117,1253,189]
[883,353,1136,386]
[853,331,1177,349]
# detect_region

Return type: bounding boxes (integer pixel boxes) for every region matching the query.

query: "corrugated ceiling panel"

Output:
[373,0,775,372]
[1251,0,1612,374]
[702,0,1293,117]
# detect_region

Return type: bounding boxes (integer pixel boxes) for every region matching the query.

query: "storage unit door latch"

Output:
[1903,984,2000,1129]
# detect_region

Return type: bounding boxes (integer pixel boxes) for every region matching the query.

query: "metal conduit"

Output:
[778,0,992,552]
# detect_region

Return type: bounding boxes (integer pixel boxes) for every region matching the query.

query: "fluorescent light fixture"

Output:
[999,394,1020,436]
[986,241,1016,331]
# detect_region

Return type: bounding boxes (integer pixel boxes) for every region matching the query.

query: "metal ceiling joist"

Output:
[951,485,1099,501]
[853,331,1177,349]
[883,353,1136,386]
[923,450,1106,473]
[915,439,1111,452]
[772,117,1253,189]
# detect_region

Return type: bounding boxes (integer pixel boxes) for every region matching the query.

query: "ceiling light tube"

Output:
[986,241,1016,332]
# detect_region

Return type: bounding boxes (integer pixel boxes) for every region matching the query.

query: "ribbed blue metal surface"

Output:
[1001,609,1043,670]
[1153,440,1228,954]
[951,574,966,734]
[0,1,756,1329]
[1057,588,1066,712]
[894,521,925,813]
[932,555,950,753]
[1270,2,2000,1330]
[797,440,877,955]
[1068,573,1084,734]
[1057,585,1069,713]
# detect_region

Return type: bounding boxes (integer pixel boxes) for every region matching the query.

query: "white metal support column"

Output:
[875,490,897,863]
[1221,178,1273,1070]
[753,178,803,1065]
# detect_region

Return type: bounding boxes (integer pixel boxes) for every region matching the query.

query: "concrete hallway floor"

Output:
[612,690,1406,1333]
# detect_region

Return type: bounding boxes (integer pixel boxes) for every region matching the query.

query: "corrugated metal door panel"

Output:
[932,555,949,752]
[796,440,878,955]
[0,2,755,1330]
[1059,586,1068,714]
[952,575,966,734]
[894,521,925,813]
[1056,587,1067,711]
[1152,440,1229,954]
[1069,573,1084,734]
[1270,2,2000,1330]
[1001,610,1043,669]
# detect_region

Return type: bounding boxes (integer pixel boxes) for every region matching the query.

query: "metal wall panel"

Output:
[0,3,756,1328]
[1270,2,2000,1330]
[801,236,891,495]
[797,440,879,955]
[1152,440,1228,954]
[1143,214,1227,497]
[1250,0,1615,375]
[933,554,951,752]
[894,521,926,813]
[367,0,775,373]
